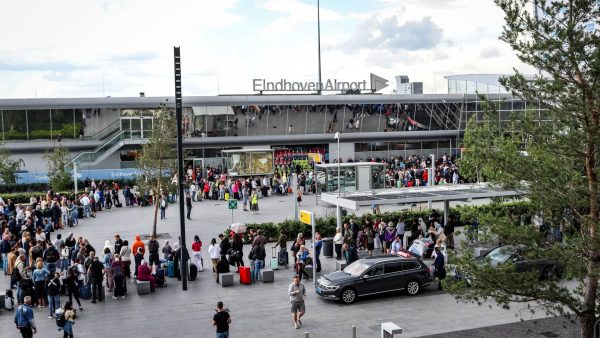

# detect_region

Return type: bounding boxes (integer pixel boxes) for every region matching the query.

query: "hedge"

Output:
[233,201,534,243]
[0,178,138,194]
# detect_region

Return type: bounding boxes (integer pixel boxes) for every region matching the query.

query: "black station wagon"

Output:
[315,254,433,304]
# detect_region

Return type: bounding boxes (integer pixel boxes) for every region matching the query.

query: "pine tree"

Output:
[448,1,600,337]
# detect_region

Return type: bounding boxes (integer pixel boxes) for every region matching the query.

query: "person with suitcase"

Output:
[274,230,288,268]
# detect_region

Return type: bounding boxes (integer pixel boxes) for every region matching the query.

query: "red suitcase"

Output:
[239,266,251,285]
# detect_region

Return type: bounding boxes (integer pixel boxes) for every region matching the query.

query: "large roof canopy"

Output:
[320,183,523,210]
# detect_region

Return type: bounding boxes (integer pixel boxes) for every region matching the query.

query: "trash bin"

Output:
[323,238,334,258]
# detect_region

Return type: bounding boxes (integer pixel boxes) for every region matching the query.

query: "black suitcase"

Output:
[155,268,166,287]
[188,263,197,281]
[77,206,84,218]
[115,202,122,208]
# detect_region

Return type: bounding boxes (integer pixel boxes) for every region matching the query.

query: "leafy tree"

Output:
[0,143,24,184]
[448,1,600,337]
[136,107,177,237]
[44,147,72,191]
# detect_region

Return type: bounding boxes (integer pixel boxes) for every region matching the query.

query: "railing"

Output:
[70,130,126,165]
[71,128,152,165]
[85,119,121,140]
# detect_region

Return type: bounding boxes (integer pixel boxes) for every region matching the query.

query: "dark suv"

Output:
[315,254,433,304]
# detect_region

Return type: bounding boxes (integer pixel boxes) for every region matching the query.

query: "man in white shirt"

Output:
[396,220,406,249]
[80,194,91,218]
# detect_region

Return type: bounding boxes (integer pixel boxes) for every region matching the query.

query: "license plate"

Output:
[316,287,322,294]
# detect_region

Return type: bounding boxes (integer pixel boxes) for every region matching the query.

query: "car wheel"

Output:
[541,265,558,280]
[406,280,420,296]
[341,288,357,304]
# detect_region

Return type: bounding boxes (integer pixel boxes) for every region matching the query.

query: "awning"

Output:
[320,183,523,210]
[192,106,234,116]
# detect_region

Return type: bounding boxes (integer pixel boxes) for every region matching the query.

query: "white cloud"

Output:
[0,0,536,98]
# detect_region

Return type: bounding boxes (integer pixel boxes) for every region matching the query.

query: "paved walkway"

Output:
[0,192,556,337]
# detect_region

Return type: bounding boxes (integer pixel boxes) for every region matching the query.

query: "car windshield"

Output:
[486,247,514,264]
[343,261,370,277]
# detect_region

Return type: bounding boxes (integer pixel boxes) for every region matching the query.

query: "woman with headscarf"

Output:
[191,235,204,272]
[172,241,190,280]
[137,260,156,292]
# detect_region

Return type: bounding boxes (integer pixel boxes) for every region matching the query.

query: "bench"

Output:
[219,273,234,287]
[261,269,274,283]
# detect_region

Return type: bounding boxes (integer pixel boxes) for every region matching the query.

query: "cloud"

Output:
[480,47,501,58]
[342,15,443,53]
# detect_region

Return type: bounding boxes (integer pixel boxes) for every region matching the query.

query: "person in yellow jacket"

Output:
[250,191,259,214]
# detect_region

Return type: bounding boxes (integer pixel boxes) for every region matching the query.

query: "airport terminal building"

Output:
[0,74,546,180]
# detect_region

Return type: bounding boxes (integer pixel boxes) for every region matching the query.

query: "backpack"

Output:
[12,262,23,282]
[55,307,66,327]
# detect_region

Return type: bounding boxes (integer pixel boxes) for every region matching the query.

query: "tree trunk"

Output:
[152,192,159,237]
[580,311,596,338]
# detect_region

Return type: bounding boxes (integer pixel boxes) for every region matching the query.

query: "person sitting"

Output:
[215,254,230,284]
[137,260,156,292]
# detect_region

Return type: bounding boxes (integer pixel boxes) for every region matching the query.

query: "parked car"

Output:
[455,245,563,284]
[315,253,433,304]
[476,245,563,280]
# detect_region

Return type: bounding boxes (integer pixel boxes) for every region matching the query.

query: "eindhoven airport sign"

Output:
[252,73,389,93]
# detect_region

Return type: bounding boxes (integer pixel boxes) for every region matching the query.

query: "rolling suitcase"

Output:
[115,202,123,208]
[80,284,92,299]
[155,268,166,287]
[271,247,279,270]
[188,263,197,281]
[239,266,251,285]
[4,294,13,310]
[167,261,175,278]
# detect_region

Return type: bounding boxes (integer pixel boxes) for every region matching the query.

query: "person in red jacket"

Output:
[137,260,156,292]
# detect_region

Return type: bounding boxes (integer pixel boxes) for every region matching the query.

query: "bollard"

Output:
[305,332,309,338]
[352,325,357,338]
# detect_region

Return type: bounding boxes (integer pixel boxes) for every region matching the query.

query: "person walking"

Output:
[208,238,220,273]
[46,272,61,319]
[433,247,446,290]
[14,296,36,338]
[186,194,192,220]
[288,275,306,330]
[212,301,231,338]
[159,195,167,219]
[64,267,83,310]
[62,301,76,338]
[250,190,258,214]
[191,235,204,272]
[88,256,104,303]
[333,228,343,260]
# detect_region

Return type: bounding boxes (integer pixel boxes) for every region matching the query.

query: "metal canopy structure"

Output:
[320,183,523,223]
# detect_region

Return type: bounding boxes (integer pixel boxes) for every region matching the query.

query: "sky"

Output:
[0,0,536,98]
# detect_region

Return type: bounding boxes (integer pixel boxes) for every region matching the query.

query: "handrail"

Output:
[68,129,149,165]
[85,119,121,140]
[70,130,126,165]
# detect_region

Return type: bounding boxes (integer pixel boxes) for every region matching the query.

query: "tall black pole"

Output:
[173,46,188,290]
[317,0,322,95]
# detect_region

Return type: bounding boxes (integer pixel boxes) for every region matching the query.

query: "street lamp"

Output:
[428,154,435,209]
[334,132,341,230]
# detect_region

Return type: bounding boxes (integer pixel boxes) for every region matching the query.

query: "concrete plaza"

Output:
[0,192,564,337]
